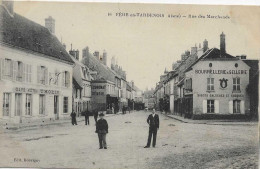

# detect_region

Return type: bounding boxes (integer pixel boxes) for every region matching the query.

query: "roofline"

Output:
[0,41,75,65]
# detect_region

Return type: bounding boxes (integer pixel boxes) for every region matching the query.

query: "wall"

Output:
[189,59,250,115]
[0,45,73,123]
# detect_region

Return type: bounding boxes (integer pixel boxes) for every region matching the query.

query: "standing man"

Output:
[70,111,77,125]
[84,109,90,125]
[144,109,159,148]
[96,113,108,149]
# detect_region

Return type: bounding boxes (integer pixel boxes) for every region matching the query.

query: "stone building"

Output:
[0,3,74,124]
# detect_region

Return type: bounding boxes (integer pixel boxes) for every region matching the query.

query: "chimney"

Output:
[240,55,247,60]
[45,16,55,34]
[102,50,107,66]
[76,49,79,60]
[2,1,14,16]
[82,46,90,65]
[203,39,208,52]
[111,56,115,70]
[93,51,99,60]
[82,46,89,58]
[191,46,197,55]
[220,32,226,57]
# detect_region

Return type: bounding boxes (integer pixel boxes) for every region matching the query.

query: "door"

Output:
[54,95,59,120]
[15,93,22,123]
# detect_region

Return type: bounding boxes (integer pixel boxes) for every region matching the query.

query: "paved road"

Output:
[0,111,258,169]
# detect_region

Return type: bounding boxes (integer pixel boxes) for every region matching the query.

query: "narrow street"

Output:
[0,111,258,169]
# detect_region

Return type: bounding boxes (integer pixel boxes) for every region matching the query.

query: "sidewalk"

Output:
[160,112,258,125]
[1,111,127,130]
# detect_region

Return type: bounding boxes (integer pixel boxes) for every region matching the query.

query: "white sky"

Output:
[14,2,260,90]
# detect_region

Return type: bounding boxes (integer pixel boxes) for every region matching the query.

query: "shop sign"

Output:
[219,78,228,89]
[13,87,60,95]
[195,69,247,75]
[197,93,244,98]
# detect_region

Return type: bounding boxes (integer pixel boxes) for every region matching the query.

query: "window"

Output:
[26,64,32,83]
[207,78,214,91]
[38,66,47,85]
[233,100,241,114]
[16,61,23,82]
[25,94,32,115]
[15,93,22,116]
[39,95,46,115]
[63,97,68,113]
[4,59,12,77]
[233,77,240,91]
[207,100,214,113]
[3,93,10,116]
[63,71,70,87]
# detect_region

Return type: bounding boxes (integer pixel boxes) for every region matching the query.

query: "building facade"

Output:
[0,4,74,124]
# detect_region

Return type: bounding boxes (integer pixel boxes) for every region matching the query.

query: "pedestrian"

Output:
[93,109,98,124]
[95,113,108,149]
[128,106,131,113]
[144,109,159,148]
[70,111,77,125]
[84,109,90,125]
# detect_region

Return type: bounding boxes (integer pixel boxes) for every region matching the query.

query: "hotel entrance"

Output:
[54,95,59,120]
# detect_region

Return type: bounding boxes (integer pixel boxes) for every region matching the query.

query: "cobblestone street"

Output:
[0,111,258,169]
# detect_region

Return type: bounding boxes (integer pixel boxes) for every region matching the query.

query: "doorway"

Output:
[54,95,59,120]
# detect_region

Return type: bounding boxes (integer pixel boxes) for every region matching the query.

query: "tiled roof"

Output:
[185,48,237,72]
[0,6,74,64]
[82,54,116,83]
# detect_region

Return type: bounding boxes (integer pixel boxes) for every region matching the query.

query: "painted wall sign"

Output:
[195,69,247,75]
[219,78,228,88]
[13,87,60,95]
[197,93,244,98]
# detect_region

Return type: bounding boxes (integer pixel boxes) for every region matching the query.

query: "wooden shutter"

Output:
[2,59,5,79]
[241,100,245,114]
[215,100,219,113]
[66,71,70,87]
[13,61,17,81]
[37,66,41,84]
[22,63,26,82]
[202,100,207,113]
[45,67,48,85]
[229,100,233,114]
[10,60,13,79]
[0,58,2,79]
[62,72,65,87]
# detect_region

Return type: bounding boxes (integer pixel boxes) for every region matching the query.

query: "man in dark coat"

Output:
[70,111,77,125]
[95,113,108,149]
[84,109,90,125]
[144,109,159,148]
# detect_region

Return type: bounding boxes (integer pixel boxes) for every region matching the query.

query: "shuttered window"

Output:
[25,94,32,115]
[64,71,70,87]
[3,93,11,116]
[207,100,214,113]
[4,59,12,79]
[63,97,68,113]
[233,100,241,114]
[39,94,46,115]
[38,66,48,85]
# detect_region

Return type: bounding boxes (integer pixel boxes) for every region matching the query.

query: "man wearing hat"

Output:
[95,113,109,149]
[144,108,159,148]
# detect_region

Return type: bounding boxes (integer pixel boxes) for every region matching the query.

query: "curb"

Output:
[161,113,257,126]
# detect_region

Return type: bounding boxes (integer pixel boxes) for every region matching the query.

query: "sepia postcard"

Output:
[0,1,259,168]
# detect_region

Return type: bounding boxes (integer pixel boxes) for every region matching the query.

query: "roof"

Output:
[185,48,237,72]
[82,53,116,83]
[0,6,74,64]
[73,78,82,89]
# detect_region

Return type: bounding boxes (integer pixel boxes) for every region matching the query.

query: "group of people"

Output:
[70,108,160,149]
